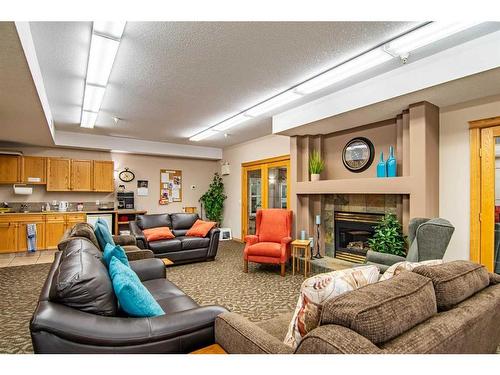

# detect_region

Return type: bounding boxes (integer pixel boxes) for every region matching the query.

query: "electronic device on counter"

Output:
[117,192,134,209]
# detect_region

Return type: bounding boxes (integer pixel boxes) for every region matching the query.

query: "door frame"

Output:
[469,116,500,271]
[241,155,290,239]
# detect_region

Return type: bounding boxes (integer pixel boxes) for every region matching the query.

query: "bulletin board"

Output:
[159,169,182,205]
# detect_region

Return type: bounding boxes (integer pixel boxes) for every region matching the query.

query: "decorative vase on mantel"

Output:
[376,152,387,178]
[387,146,397,177]
[311,174,320,182]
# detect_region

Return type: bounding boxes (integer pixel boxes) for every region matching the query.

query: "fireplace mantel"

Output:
[295,176,414,195]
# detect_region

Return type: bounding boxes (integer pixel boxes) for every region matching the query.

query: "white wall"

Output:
[439,95,500,261]
[221,134,291,239]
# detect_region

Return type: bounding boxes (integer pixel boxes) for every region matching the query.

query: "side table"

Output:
[291,239,312,278]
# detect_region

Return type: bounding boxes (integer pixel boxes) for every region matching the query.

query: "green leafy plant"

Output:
[367,213,407,257]
[199,172,227,225]
[309,150,325,174]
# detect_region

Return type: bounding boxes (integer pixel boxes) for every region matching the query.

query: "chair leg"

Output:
[244,259,248,273]
[280,263,285,277]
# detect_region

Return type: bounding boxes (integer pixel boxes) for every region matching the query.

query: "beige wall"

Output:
[221,134,291,239]
[439,95,500,261]
[0,145,218,214]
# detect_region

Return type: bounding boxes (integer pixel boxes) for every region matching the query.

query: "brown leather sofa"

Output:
[129,213,220,264]
[215,261,500,354]
[30,234,227,353]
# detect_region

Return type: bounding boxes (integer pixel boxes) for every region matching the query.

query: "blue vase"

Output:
[387,146,397,177]
[376,152,386,177]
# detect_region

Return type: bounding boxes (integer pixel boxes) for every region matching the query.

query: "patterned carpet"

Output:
[0,240,304,353]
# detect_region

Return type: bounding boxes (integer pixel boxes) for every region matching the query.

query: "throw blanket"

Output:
[27,224,37,252]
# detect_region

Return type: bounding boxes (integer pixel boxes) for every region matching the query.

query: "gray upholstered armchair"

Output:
[365,218,455,272]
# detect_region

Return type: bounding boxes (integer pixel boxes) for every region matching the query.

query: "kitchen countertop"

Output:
[0,209,147,215]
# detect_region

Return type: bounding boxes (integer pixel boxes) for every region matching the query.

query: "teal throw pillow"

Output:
[97,218,110,231]
[108,257,165,317]
[94,221,115,250]
[103,243,129,268]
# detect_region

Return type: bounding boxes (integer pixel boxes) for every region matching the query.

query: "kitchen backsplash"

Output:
[2,201,115,212]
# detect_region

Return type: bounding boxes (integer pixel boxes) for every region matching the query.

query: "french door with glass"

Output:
[241,155,290,238]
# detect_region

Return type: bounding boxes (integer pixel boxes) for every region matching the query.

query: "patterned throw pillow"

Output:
[284,265,380,349]
[379,259,444,281]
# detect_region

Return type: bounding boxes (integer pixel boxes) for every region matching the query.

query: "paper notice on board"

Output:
[161,172,169,183]
[137,187,148,196]
[172,189,180,199]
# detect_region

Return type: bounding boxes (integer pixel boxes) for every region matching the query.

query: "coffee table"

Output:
[291,239,312,278]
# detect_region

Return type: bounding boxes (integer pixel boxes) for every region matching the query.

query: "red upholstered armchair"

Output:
[243,209,293,277]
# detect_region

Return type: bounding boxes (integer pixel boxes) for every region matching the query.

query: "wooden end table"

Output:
[161,258,173,266]
[190,344,227,354]
[291,239,312,278]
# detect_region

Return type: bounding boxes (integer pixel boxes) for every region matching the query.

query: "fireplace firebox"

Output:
[334,212,384,263]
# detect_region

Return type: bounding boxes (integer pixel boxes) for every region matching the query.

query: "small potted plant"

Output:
[367,213,407,256]
[309,150,325,182]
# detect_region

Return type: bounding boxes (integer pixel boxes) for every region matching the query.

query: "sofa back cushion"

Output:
[321,272,437,344]
[171,213,199,230]
[60,237,102,259]
[49,250,117,316]
[257,209,292,243]
[136,214,171,230]
[413,260,490,311]
[68,222,101,250]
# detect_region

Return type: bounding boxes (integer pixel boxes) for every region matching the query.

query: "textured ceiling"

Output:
[29,21,420,147]
[0,22,54,147]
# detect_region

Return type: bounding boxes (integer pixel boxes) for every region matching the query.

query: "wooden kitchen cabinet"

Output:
[22,156,47,184]
[93,160,114,192]
[0,154,22,184]
[71,160,93,191]
[17,216,45,252]
[65,213,86,228]
[0,220,18,253]
[45,214,67,250]
[47,158,71,191]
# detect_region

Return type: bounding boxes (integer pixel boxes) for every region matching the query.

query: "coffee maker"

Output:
[117,192,134,209]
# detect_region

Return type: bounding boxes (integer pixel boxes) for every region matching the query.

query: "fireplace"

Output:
[334,212,384,263]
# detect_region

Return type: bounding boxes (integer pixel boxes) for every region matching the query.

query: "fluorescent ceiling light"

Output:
[83,84,106,112]
[245,91,303,117]
[86,34,120,86]
[189,129,218,142]
[93,21,126,39]
[295,48,392,95]
[384,21,482,56]
[81,111,98,128]
[213,113,251,131]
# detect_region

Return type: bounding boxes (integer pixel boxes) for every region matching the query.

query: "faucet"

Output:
[20,203,29,213]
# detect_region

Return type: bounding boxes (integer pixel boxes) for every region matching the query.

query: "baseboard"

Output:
[231,237,244,243]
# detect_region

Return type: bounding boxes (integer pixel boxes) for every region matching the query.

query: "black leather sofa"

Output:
[30,236,227,353]
[129,213,220,264]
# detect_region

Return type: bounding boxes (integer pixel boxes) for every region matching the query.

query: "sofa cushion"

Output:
[379,259,444,281]
[143,227,175,242]
[69,222,101,250]
[413,260,490,311]
[156,295,199,314]
[136,214,171,230]
[186,219,216,237]
[171,213,199,230]
[103,243,130,268]
[49,251,117,316]
[60,237,102,259]
[143,279,186,300]
[177,236,210,250]
[108,257,165,317]
[94,222,115,250]
[321,272,437,344]
[172,229,188,237]
[284,265,380,349]
[258,209,291,243]
[246,242,282,257]
[148,238,182,253]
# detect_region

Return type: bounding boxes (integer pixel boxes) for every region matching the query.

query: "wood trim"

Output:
[241,154,290,167]
[469,116,500,129]
[470,128,481,263]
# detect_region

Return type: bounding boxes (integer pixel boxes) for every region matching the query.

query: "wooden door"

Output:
[0,221,18,253]
[17,216,45,251]
[45,214,67,249]
[93,160,114,192]
[22,156,46,184]
[47,158,71,191]
[0,155,21,184]
[71,160,93,191]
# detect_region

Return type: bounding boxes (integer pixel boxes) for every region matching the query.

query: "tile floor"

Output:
[0,250,56,267]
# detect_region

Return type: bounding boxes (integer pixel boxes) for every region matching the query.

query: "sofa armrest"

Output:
[112,234,136,247]
[489,272,500,285]
[295,325,382,354]
[31,301,227,350]
[129,221,147,249]
[244,235,259,245]
[206,227,220,259]
[215,312,293,354]
[129,258,166,281]
[366,250,406,267]
[123,248,154,261]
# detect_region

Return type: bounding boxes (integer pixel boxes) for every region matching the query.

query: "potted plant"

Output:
[309,150,325,182]
[199,172,227,226]
[367,213,407,257]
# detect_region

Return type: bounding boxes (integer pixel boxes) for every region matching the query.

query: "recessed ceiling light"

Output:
[189,129,218,142]
[93,21,127,40]
[81,111,98,128]
[213,113,251,131]
[245,90,303,117]
[83,84,106,112]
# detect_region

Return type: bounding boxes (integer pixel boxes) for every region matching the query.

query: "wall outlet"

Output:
[191,185,196,190]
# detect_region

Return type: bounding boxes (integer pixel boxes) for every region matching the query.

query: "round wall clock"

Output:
[342,137,375,173]
[119,168,135,182]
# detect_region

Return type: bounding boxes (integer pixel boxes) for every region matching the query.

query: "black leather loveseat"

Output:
[30,236,227,353]
[129,213,220,264]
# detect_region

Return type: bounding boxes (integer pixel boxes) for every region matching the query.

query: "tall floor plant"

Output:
[199,172,227,225]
